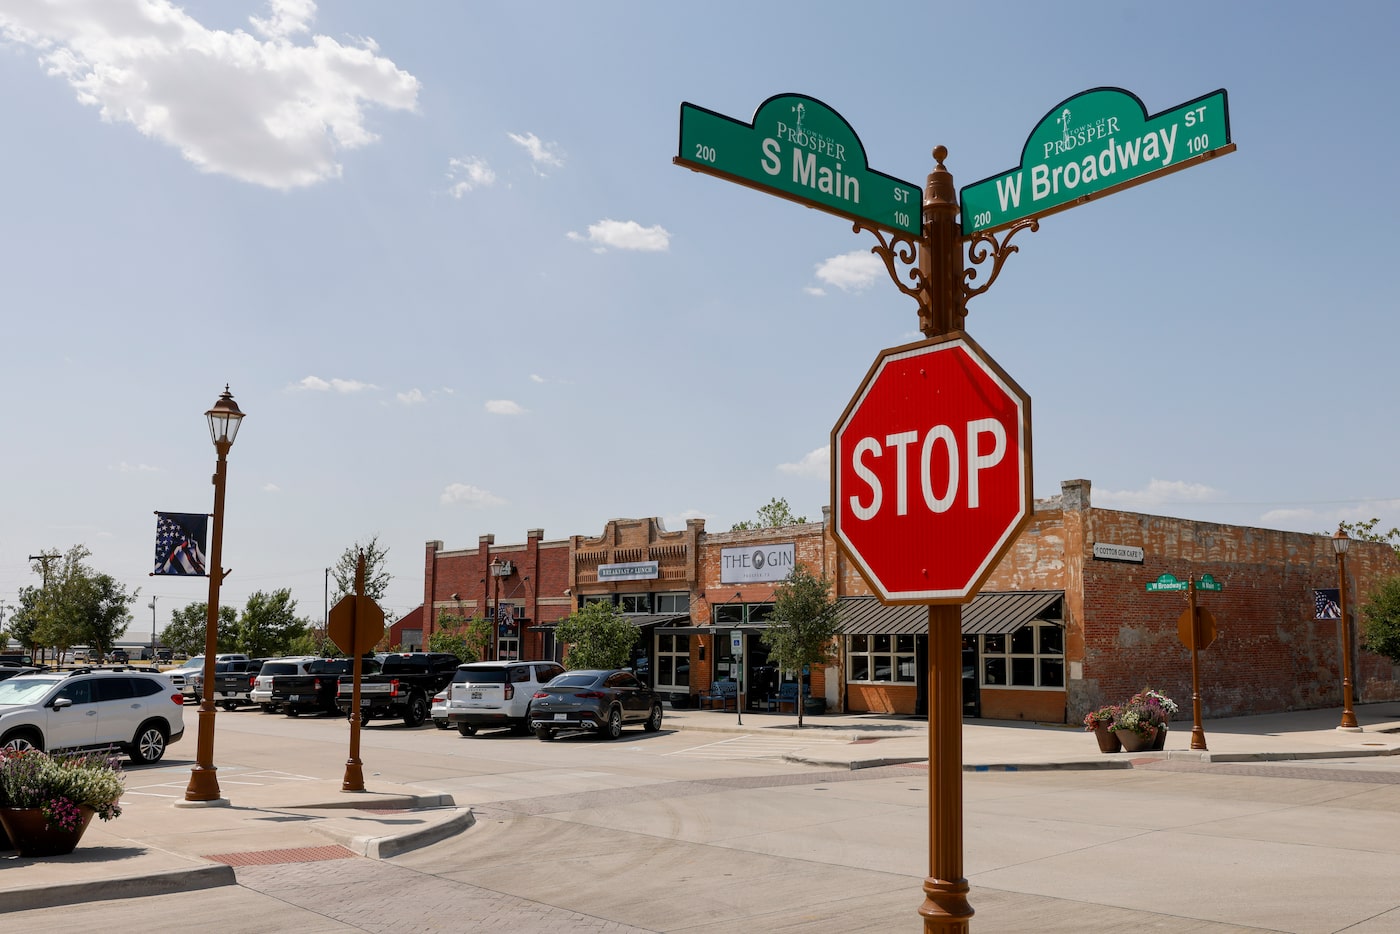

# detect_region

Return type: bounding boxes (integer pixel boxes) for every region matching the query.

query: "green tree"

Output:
[1361,577,1400,664]
[236,589,310,657]
[286,632,342,657]
[329,535,397,622]
[731,497,809,531]
[161,602,238,655]
[19,546,136,659]
[760,562,840,727]
[555,601,639,670]
[433,613,492,662]
[7,587,43,656]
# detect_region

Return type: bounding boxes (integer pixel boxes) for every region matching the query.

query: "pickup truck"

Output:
[272,656,381,716]
[212,658,269,711]
[336,652,460,727]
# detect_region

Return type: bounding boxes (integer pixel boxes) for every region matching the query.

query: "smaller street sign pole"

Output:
[1187,579,1208,751]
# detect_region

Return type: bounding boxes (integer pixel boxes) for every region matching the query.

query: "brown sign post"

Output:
[327,553,385,792]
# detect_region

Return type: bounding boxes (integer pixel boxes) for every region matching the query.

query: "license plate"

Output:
[471,691,483,699]
[553,713,568,721]
[361,698,371,705]
[290,695,301,702]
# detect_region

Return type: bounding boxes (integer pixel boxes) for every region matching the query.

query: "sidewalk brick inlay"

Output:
[205,844,358,866]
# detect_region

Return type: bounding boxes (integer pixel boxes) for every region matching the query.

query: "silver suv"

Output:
[0,669,186,763]
[447,660,565,736]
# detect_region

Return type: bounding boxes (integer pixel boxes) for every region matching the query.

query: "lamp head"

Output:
[1332,526,1352,556]
[206,385,245,447]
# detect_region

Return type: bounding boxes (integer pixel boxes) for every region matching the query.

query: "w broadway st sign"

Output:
[832,334,1032,604]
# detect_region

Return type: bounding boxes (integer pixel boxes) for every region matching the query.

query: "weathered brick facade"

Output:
[417,478,1400,724]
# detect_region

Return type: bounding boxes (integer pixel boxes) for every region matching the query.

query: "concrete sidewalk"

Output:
[4,701,1399,913]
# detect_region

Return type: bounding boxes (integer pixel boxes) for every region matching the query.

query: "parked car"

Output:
[250,657,317,712]
[273,656,380,716]
[0,668,186,762]
[109,649,129,664]
[529,669,664,741]
[156,648,173,663]
[0,666,39,682]
[445,660,565,736]
[335,652,460,727]
[167,654,249,698]
[431,690,449,729]
[212,658,270,710]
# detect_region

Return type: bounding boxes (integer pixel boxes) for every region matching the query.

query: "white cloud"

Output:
[111,461,160,473]
[262,482,282,493]
[447,156,495,197]
[1095,479,1223,509]
[529,374,546,383]
[778,447,829,477]
[567,219,670,253]
[484,399,525,415]
[507,131,564,172]
[440,483,506,508]
[289,376,378,393]
[813,250,883,292]
[397,388,426,404]
[804,285,827,297]
[664,508,711,530]
[0,0,420,190]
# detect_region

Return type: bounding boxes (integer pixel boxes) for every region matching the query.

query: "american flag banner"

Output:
[1314,588,1341,620]
[153,512,208,576]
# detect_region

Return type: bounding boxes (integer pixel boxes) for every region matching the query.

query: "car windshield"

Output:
[0,678,59,705]
[183,657,204,669]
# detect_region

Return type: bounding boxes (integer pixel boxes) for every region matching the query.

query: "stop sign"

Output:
[831,333,1032,603]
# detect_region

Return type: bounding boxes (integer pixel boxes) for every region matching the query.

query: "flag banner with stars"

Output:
[1314,588,1341,620]
[153,512,208,576]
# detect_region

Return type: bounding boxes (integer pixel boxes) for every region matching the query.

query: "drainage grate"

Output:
[206,844,358,866]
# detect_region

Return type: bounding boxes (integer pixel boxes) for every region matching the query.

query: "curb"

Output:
[350,808,476,859]
[0,862,236,913]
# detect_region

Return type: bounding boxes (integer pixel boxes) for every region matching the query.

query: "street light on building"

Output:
[1332,527,1361,731]
[184,386,245,803]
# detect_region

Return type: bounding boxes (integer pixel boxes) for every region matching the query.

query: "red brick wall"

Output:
[979,688,1065,723]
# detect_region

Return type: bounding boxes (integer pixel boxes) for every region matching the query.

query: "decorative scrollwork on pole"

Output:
[962,218,1039,306]
[855,220,928,325]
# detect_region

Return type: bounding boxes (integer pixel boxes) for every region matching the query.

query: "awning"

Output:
[837,591,1063,637]
[534,613,689,630]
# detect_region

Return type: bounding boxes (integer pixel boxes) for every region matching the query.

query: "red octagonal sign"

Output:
[831,333,1032,604]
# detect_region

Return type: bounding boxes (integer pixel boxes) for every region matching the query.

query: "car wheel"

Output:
[0,729,42,753]
[511,706,533,736]
[433,718,448,730]
[129,722,168,764]
[456,723,477,737]
[260,705,275,714]
[221,702,237,712]
[535,727,555,741]
[644,703,663,732]
[285,707,300,717]
[601,707,623,740]
[404,694,428,728]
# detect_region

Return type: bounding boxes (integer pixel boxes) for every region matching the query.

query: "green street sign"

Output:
[1195,574,1224,592]
[961,87,1234,236]
[676,94,922,236]
[1146,573,1188,593]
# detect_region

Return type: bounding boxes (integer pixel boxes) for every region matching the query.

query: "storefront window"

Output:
[619,593,652,614]
[980,624,1064,689]
[656,592,689,614]
[847,633,916,684]
[656,633,690,690]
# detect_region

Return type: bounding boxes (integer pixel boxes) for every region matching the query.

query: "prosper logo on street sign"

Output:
[676,94,923,236]
[960,87,1233,236]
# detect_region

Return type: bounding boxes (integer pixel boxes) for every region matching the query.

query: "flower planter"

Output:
[1113,728,1157,753]
[0,806,96,857]
[1092,724,1122,754]
[1152,725,1168,751]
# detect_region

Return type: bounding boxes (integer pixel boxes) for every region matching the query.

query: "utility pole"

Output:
[28,552,59,664]
[149,596,159,660]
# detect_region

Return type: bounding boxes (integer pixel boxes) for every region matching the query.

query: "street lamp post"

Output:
[148,596,158,661]
[1332,528,1361,731]
[184,386,245,803]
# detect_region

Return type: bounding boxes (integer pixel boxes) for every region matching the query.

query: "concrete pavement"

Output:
[3,701,1399,915]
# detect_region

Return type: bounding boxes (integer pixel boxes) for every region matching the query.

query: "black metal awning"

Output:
[837,591,1063,637]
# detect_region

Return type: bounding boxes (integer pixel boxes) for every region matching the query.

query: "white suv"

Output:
[446,660,565,736]
[0,669,186,763]
[250,657,316,712]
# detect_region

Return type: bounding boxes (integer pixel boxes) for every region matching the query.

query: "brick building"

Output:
[416,478,1400,724]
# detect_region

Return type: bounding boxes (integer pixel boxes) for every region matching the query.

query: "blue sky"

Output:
[1,1,1395,639]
